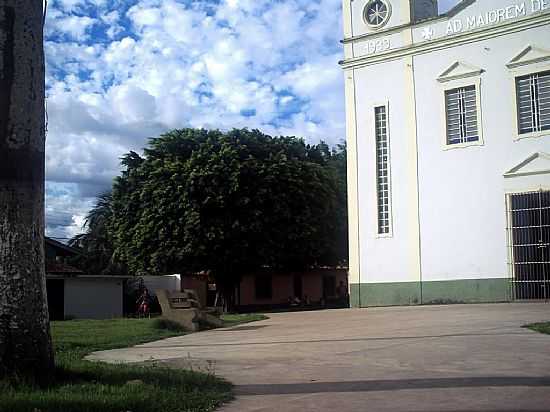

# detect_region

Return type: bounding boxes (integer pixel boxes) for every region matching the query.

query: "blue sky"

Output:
[44,0,461,239]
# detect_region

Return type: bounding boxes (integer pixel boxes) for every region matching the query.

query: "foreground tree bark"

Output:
[0,0,54,382]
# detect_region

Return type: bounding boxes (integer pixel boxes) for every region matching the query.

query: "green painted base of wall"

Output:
[350,282,422,307]
[350,278,510,307]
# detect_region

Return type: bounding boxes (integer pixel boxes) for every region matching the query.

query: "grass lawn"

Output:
[220,313,268,328]
[525,322,550,335]
[0,313,267,412]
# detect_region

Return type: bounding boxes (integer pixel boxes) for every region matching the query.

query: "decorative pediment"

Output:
[437,61,483,83]
[504,152,550,178]
[506,45,550,69]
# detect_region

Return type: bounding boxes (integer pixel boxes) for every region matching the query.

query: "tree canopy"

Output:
[74,128,347,300]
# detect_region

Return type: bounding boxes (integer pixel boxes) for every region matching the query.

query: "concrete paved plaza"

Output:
[89,303,550,411]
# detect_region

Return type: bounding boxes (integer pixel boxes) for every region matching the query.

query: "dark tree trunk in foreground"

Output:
[0,0,54,382]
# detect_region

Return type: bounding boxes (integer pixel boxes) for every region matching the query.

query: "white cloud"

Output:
[54,0,86,11]
[127,5,162,28]
[47,14,97,41]
[45,182,97,240]
[109,84,157,123]
[45,0,345,235]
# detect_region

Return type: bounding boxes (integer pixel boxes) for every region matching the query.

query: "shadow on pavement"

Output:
[140,331,529,348]
[234,376,550,396]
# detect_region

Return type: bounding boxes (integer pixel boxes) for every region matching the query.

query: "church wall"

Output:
[343,0,550,306]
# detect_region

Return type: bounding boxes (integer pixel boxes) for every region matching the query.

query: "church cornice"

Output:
[340,9,550,70]
[341,0,476,44]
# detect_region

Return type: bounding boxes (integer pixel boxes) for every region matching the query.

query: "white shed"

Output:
[46,275,128,320]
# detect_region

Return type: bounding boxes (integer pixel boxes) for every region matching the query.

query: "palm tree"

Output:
[0,0,54,382]
[69,192,124,275]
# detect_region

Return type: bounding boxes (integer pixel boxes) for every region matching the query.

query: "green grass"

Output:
[525,322,550,335]
[52,318,184,360]
[0,318,232,412]
[152,318,187,332]
[220,313,268,328]
[1,313,269,412]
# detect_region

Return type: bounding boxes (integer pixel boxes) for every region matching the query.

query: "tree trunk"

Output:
[0,0,54,382]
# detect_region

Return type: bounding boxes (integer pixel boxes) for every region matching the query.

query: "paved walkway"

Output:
[88,303,550,411]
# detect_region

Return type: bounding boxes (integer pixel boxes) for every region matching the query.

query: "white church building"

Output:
[342,0,550,306]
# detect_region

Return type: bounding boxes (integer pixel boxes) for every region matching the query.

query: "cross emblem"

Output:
[421,27,435,41]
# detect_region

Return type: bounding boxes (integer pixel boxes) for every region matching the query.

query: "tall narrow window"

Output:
[445,85,479,145]
[516,70,550,135]
[375,105,391,235]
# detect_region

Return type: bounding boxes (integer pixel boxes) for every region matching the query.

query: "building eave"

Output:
[340,10,550,70]
[340,0,476,45]
[46,274,133,279]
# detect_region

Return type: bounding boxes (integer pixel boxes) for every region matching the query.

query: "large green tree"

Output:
[107,128,346,305]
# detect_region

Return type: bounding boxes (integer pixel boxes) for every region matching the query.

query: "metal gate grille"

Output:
[506,190,550,300]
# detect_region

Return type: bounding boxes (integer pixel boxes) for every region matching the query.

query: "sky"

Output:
[44,0,461,240]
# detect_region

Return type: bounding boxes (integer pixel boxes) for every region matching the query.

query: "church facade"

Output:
[341,0,550,306]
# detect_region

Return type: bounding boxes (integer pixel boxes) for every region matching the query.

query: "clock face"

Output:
[363,0,391,29]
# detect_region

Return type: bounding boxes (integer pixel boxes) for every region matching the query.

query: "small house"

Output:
[237,268,349,312]
[45,237,127,320]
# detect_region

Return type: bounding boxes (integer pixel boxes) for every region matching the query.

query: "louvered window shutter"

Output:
[516,71,550,135]
[375,105,391,235]
[445,85,479,145]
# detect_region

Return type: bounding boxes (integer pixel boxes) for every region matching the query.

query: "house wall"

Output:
[239,270,348,307]
[344,0,550,306]
[181,276,208,308]
[64,278,123,319]
[239,273,293,306]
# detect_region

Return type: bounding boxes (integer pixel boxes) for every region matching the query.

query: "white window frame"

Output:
[509,63,550,141]
[372,101,393,238]
[440,77,484,150]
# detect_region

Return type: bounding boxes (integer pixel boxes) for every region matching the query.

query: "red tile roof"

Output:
[46,261,83,274]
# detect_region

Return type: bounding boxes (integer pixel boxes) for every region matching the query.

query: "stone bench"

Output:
[156,289,223,332]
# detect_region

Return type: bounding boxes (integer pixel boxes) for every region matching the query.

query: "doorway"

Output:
[507,190,550,300]
[46,279,65,320]
[293,274,303,299]
[323,275,336,299]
